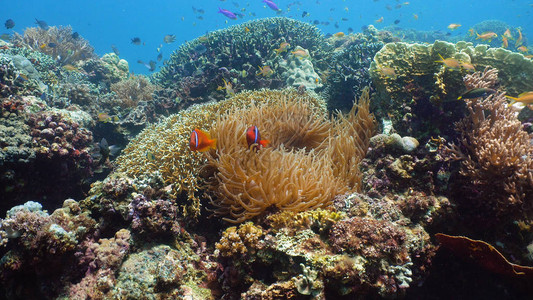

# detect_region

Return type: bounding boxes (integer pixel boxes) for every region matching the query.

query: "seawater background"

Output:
[3,0,533,74]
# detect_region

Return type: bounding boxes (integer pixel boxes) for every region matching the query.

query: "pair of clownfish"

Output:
[189,126,269,152]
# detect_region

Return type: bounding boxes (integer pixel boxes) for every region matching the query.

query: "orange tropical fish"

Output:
[476,31,498,42]
[447,23,461,30]
[375,16,384,23]
[256,65,274,77]
[505,92,533,106]
[246,126,269,150]
[291,49,309,59]
[189,128,217,152]
[502,36,508,48]
[435,54,461,70]
[333,32,345,38]
[515,28,523,47]
[503,28,513,39]
[274,42,290,54]
[460,62,475,72]
[517,45,528,53]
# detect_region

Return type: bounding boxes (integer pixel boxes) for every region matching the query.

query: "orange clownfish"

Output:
[189,128,216,152]
[246,126,269,150]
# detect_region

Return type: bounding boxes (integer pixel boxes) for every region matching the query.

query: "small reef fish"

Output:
[502,36,509,48]
[459,62,475,72]
[457,88,495,100]
[447,23,461,30]
[517,46,528,53]
[262,0,280,11]
[163,34,176,44]
[146,151,156,161]
[435,54,461,70]
[111,44,120,55]
[246,126,269,151]
[413,14,418,20]
[189,128,217,152]
[375,17,384,23]
[218,7,237,19]
[468,28,475,36]
[377,64,397,79]
[157,52,163,61]
[476,32,498,42]
[257,65,273,77]
[503,28,513,39]
[98,112,118,123]
[71,32,79,39]
[63,64,79,71]
[333,32,345,38]
[5,19,15,29]
[244,27,250,33]
[216,78,235,96]
[131,37,142,45]
[291,49,309,59]
[35,18,49,30]
[98,138,120,163]
[515,28,523,47]
[505,92,533,106]
[274,42,290,54]
[137,60,156,72]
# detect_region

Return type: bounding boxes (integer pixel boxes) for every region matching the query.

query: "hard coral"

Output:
[12,26,95,65]
[153,17,332,105]
[206,88,375,223]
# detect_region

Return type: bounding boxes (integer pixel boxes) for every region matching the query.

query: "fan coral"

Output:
[205,88,375,223]
[446,67,533,224]
[115,88,327,218]
[110,75,155,108]
[12,26,95,65]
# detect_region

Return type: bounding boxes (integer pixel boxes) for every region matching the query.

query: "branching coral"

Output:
[446,67,533,223]
[110,75,155,108]
[12,26,95,65]
[205,88,375,223]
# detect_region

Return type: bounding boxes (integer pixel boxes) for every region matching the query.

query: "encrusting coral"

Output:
[446,66,533,224]
[204,88,375,223]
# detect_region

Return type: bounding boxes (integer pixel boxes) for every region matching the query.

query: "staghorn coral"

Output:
[205,88,375,223]
[445,67,533,225]
[12,26,95,65]
[115,88,327,218]
[110,75,155,108]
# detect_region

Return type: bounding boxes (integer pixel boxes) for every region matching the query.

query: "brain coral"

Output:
[115,88,375,221]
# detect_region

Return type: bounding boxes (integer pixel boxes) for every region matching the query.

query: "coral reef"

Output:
[81,53,129,87]
[110,74,155,108]
[445,67,533,226]
[153,17,332,106]
[369,40,533,139]
[12,26,95,65]
[0,200,96,298]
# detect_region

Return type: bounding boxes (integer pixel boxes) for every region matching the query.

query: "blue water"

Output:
[3,0,533,74]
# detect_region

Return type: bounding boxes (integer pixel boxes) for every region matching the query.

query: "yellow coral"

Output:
[267,209,346,232]
[215,222,264,257]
